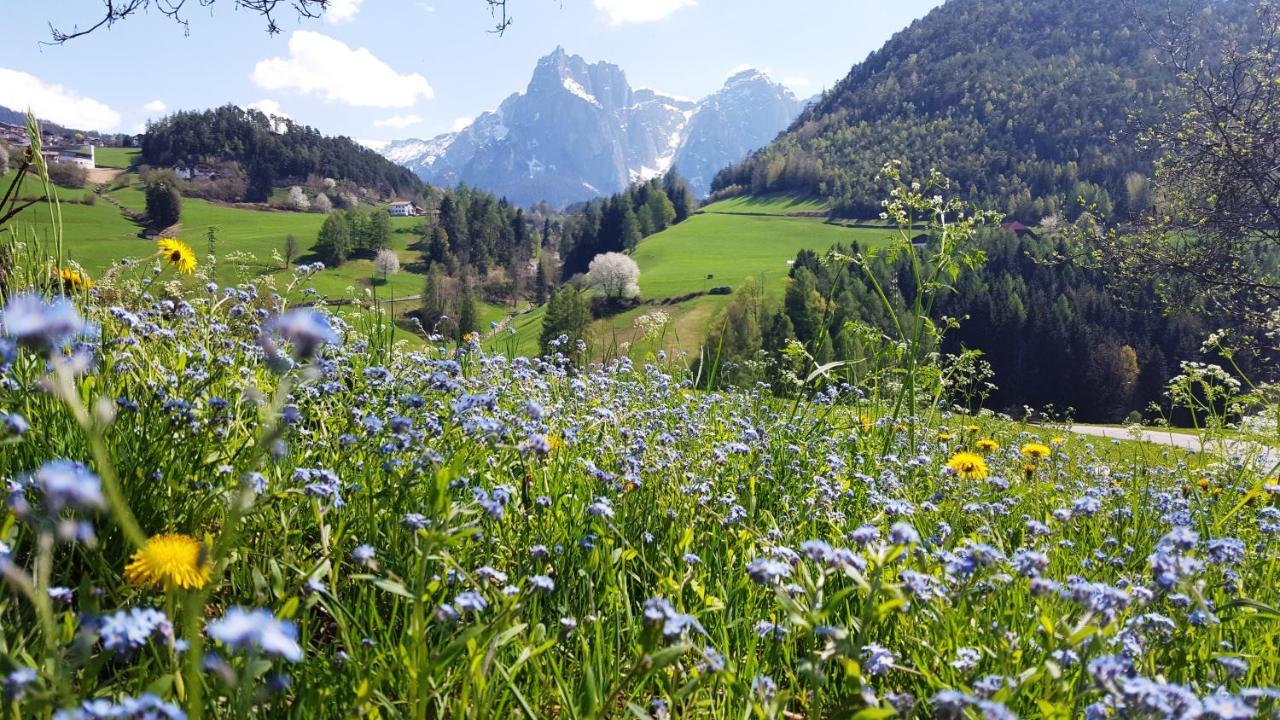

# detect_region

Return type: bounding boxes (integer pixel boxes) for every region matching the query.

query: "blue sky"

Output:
[1,0,943,145]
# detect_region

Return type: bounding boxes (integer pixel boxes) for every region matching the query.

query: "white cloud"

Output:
[594,0,694,25]
[143,99,167,113]
[245,99,290,119]
[374,114,424,129]
[358,138,389,151]
[251,31,433,108]
[0,68,121,130]
[325,0,364,23]
[451,116,473,132]
[782,76,813,92]
[416,2,436,11]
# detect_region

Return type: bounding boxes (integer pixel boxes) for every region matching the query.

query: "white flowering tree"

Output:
[374,249,401,284]
[286,186,310,212]
[586,252,640,300]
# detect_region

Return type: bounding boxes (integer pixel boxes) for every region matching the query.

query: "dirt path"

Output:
[86,167,123,184]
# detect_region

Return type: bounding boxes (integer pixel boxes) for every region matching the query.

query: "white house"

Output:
[387,201,423,217]
[57,145,95,169]
[172,163,219,180]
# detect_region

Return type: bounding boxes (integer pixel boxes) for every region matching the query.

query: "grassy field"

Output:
[488,196,900,358]
[2,171,494,346]
[8,179,892,358]
[93,147,141,169]
[502,196,899,359]
[698,193,830,215]
[632,211,895,300]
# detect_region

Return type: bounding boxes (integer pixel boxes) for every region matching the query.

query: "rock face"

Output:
[382,49,805,206]
[672,69,806,197]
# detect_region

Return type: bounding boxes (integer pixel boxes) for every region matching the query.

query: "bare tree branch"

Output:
[43,0,516,43]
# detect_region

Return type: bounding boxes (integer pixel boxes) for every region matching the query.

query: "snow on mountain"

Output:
[381,49,805,207]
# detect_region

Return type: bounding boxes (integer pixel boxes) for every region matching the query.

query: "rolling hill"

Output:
[712,0,1259,221]
[490,195,896,357]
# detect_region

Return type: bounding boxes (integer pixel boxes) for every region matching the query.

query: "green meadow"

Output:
[92,147,141,169]
[486,196,899,358]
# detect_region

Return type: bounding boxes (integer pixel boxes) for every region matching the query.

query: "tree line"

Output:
[710,0,1260,222]
[140,105,424,201]
[701,227,1261,423]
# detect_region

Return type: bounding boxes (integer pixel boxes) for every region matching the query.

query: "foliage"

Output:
[559,173,694,278]
[285,186,310,212]
[144,174,182,229]
[539,284,592,355]
[0,279,1277,718]
[140,105,423,200]
[373,248,400,282]
[586,252,640,300]
[712,0,1258,220]
[46,162,88,189]
[423,186,537,279]
[1093,1,1280,327]
[313,212,352,266]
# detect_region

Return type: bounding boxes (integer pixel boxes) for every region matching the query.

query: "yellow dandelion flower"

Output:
[937,432,953,442]
[1022,462,1038,477]
[1050,436,1066,445]
[858,415,872,433]
[965,424,980,433]
[125,534,212,590]
[547,435,563,452]
[976,438,999,452]
[57,267,92,289]
[1020,443,1052,460]
[946,451,988,480]
[156,238,197,275]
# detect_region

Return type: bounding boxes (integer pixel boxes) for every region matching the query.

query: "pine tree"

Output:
[426,225,451,267]
[784,267,823,345]
[366,209,391,252]
[457,287,479,343]
[439,194,469,264]
[540,286,592,355]
[534,257,548,304]
[144,177,182,228]
[314,212,352,265]
[663,170,695,223]
[619,206,642,252]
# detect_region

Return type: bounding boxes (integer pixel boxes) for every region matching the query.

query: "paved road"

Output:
[1067,424,1277,468]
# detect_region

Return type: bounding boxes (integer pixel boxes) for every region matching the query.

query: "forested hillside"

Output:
[141,105,423,200]
[712,0,1258,220]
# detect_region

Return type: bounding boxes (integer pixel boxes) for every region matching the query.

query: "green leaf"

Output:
[370,578,414,599]
[851,707,898,719]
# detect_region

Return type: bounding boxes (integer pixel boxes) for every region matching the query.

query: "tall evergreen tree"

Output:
[314,212,352,265]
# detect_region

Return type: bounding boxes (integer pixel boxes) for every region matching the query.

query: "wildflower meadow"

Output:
[1,161,1278,719]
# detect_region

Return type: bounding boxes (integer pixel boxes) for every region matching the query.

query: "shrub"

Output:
[144,175,182,228]
[47,162,88,189]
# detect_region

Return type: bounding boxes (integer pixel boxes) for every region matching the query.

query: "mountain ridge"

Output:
[711,0,1259,220]
[382,49,805,206]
